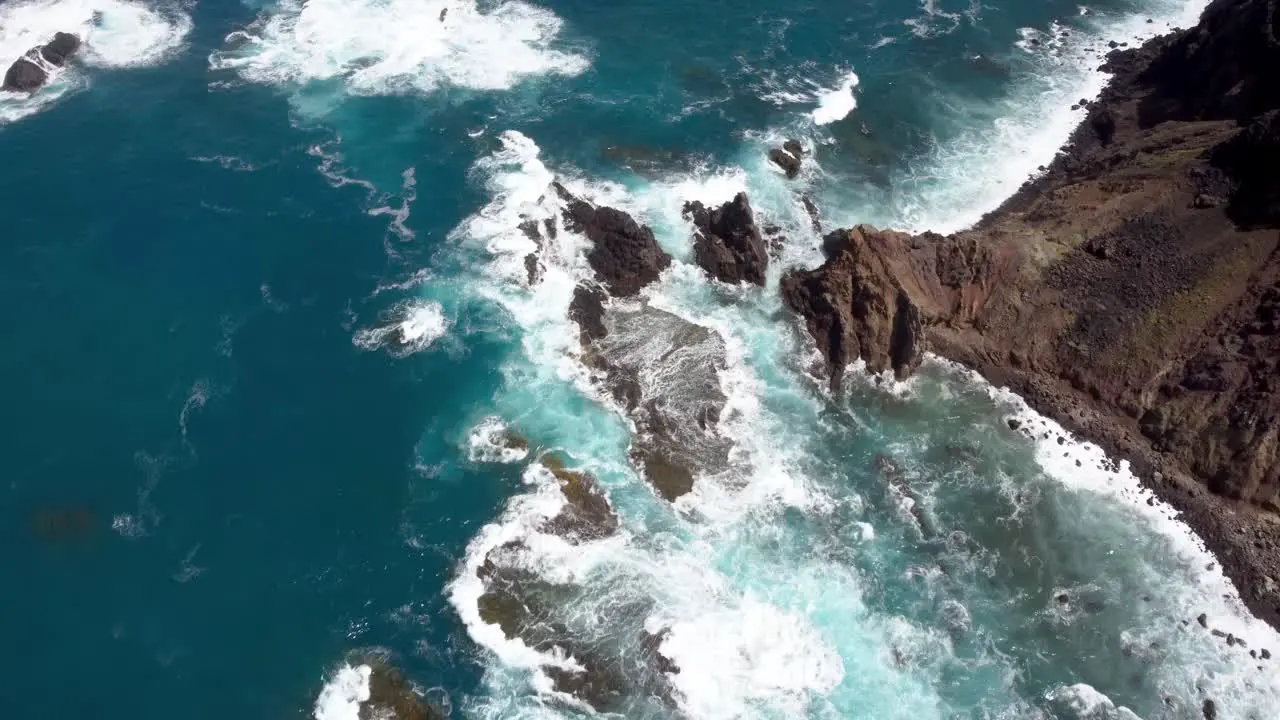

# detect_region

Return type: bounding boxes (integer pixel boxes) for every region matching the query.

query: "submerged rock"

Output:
[473,541,678,713]
[595,306,733,501]
[684,192,769,285]
[340,654,446,720]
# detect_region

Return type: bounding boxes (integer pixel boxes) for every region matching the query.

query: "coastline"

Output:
[783,0,1280,628]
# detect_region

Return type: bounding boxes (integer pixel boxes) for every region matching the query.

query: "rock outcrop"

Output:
[470,461,681,715]
[783,0,1280,627]
[684,192,769,285]
[529,184,734,502]
[781,227,935,386]
[553,181,670,297]
[768,139,805,178]
[2,32,81,93]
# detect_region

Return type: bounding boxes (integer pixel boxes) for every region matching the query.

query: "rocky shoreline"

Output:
[781,0,1280,629]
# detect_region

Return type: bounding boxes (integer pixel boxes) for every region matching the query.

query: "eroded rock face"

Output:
[779,0,1280,628]
[1137,0,1280,124]
[684,192,769,285]
[554,182,671,297]
[780,227,928,387]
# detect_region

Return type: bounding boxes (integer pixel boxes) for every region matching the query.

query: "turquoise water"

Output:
[3,0,1278,718]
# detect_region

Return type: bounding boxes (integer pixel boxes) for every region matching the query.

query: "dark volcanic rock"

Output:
[473,542,679,713]
[346,655,446,720]
[780,227,928,388]
[768,147,802,179]
[779,0,1280,628]
[683,192,769,285]
[1137,0,1280,124]
[554,182,670,297]
[1210,110,1280,228]
[40,32,81,66]
[569,285,608,343]
[3,32,81,93]
[597,307,732,501]
[3,57,47,93]
[538,456,620,542]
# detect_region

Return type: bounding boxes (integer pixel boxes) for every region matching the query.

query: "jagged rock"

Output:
[569,285,607,343]
[780,227,927,388]
[1210,110,1280,228]
[554,182,670,297]
[1138,0,1280,123]
[768,147,802,179]
[640,628,680,675]
[802,196,823,234]
[775,0,1280,630]
[1090,108,1117,145]
[683,192,769,285]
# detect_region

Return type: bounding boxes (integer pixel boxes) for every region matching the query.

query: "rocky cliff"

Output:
[782,0,1280,627]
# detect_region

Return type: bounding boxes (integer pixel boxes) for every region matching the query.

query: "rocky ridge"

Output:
[780,0,1280,627]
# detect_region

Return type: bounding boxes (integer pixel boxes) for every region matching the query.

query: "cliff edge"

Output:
[783,0,1280,627]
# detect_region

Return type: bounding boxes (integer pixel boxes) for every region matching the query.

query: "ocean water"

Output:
[3,0,1277,719]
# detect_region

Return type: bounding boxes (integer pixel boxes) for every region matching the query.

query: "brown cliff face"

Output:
[782,0,1280,627]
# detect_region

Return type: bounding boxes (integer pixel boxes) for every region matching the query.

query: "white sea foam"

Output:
[352,299,449,357]
[1046,683,1141,720]
[0,0,191,124]
[466,416,529,464]
[662,598,845,719]
[209,0,588,97]
[313,663,371,720]
[922,356,1280,715]
[811,72,859,125]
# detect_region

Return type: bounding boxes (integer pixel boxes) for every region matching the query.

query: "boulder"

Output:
[3,32,81,93]
[2,57,47,93]
[768,147,802,179]
[40,32,81,66]
[683,192,769,285]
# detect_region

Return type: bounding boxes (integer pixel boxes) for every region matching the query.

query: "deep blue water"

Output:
[3,0,1277,719]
